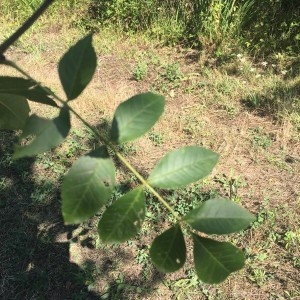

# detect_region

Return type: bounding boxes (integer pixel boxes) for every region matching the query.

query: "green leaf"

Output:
[13,106,70,159]
[110,92,165,143]
[0,94,30,129]
[148,146,219,189]
[184,198,255,234]
[98,187,145,243]
[150,224,186,273]
[59,34,97,100]
[192,234,245,284]
[62,147,115,224]
[0,76,58,107]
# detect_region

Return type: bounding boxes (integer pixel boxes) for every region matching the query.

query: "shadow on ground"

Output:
[284,58,300,80]
[0,129,168,299]
[241,79,300,120]
[0,131,101,299]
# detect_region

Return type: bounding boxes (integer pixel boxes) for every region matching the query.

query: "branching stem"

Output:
[6,60,181,223]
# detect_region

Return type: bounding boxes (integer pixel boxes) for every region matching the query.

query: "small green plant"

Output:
[148,131,164,146]
[136,246,153,279]
[246,94,262,108]
[283,230,300,250]
[132,61,148,81]
[249,267,268,287]
[164,62,183,82]
[250,127,274,149]
[136,246,150,266]
[117,142,138,156]
[215,173,247,203]
[151,62,183,94]
[168,271,200,299]
[31,185,51,204]
[0,1,255,285]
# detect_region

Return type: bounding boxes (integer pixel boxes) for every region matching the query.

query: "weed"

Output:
[283,230,300,250]
[248,267,268,287]
[244,79,300,123]
[169,271,200,299]
[93,233,106,250]
[143,191,165,223]
[150,61,184,94]
[3,0,300,55]
[163,62,183,82]
[250,127,274,149]
[101,273,126,299]
[214,173,247,202]
[116,143,138,156]
[214,80,234,95]
[219,103,239,118]
[148,131,164,146]
[166,184,217,220]
[133,61,148,81]
[98,273,146,300]
[65,128,96,158]
[30,183,53,205]
[37,155,65,175]
[182,115,205,136]
[254,251,268,262]
[135,245,153,279]
[246,94,262,108]
[251,202,277,234]
[136,246,149,265]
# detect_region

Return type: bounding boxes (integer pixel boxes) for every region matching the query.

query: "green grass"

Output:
[2,0,300,56]
[71,0,300,55]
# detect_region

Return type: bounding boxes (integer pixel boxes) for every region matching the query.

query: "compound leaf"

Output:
[98,187,145,243]
[110,92,165,143]
[184,198,255,234]
[148,146,219,189]
[13,106,70,159]
[150,224,186,273]
[0,93,29,129]
[192,234,245,284]
[62,147,115,224]
[0,76,57,107]
[59,34,97,100]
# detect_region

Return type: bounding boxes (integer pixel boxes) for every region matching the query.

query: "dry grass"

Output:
[1,19,299,300]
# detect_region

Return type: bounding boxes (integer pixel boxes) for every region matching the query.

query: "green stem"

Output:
[6,60,181,222]
[115,152,181,222]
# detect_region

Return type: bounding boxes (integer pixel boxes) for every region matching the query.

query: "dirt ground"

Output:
[1,36,299,299]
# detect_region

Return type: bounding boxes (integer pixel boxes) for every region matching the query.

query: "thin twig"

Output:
[0,0,55,59]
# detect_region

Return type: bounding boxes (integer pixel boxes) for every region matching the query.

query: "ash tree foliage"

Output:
[0,1,255,285]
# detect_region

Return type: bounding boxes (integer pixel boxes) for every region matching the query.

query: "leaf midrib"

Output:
[195,237,231,274]
[149,153,216,184]
[105,189,143,241]
[158,225,182,270]
[68,43,89,99]
[65,159,104,216]
[118,99,160,133]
